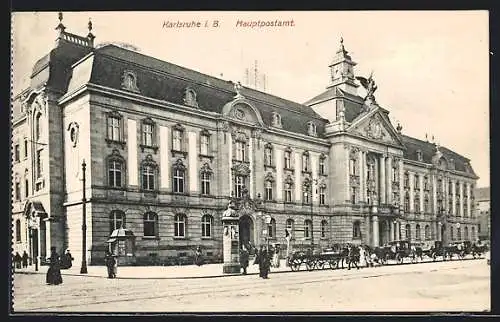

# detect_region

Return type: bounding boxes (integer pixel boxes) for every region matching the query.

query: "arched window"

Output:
[265,180,273,201]
[464,226,469,240]
[304,220,313,239]
[141,155,157,191]
[405,224,411,241]
[471,226,475,240]
[173,159,186,193]
[286,219,294,239]
[35,112,42,141]
[109,210,126,234]
[15,219,21,242]
[284,176,293,202]
[321,220,328,238]
[424,225,430,240]
[268,218,276,238]
[200,163,212,195]
[143,212,158,237]
[457,227,461,241]
[415,224,421,240]
[108,150,125,188]
[201,214,213,238]
[352,221,361,239]
[174,214,187,237]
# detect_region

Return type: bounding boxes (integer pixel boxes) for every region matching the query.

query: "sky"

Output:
[11,11,490,188]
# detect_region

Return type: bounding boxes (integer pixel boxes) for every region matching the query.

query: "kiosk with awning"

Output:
[106,226,136,265]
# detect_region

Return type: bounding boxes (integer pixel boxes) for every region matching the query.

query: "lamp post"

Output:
[264,214,272,249]
[80,160,88,274]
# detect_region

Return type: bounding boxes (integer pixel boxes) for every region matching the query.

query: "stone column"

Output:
[466,183,471,218]
[437,222,441,241]
[359,150,365,202]
[345,147,351,202]
[379,155,386,204]
[432,175,438,214]
[372,215,379,247]
[399,159,404,208]
[452,179,456,216]
[221,206,240,274]
[409,171,414,213]
[459,182,464,218]
[228,139,233,194]
[249,137,254,197]
[386,156,392,205]
[389,220,394,242]
[419,175,424,213]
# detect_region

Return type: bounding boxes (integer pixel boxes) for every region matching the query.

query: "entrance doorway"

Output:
[239,215,254,248]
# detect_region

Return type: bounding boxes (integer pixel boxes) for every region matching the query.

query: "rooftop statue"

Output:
[356,72,378,105]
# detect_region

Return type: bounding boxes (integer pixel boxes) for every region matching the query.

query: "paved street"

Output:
[13,258,490,312]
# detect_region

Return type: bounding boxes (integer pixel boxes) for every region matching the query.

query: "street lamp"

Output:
[80,160,88,274]
[29,215,39,271]
[264,214,272,249]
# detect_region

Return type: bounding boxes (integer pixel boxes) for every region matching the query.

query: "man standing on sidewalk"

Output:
[240,245,249,275]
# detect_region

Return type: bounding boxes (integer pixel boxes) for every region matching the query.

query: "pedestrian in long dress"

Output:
[22,251,29,268]
[259,246,271,279]
[14,252,22,270]
[46,247,63,285]
[273,245,281,268]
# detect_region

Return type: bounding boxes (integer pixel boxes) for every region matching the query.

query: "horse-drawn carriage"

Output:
[372,240,419,264]
[286,244,358,271]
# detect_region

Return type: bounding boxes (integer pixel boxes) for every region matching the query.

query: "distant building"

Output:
[474,187,490,241]
[11,14,480,266]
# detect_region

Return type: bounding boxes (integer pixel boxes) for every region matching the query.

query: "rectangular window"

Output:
[142,123,154,146]
[24,139,28,158]
[200,135,210,155]
[202,216,212,237]
[235,141,245,161]
[201,172,210,195]
[173,129,182,151]
[319,187,326,205]
[173,169,185,193]
[36,149,43,178]
[284,151,291,169]
[392,167,398,182]
[15,182,21,200]
[265,181,273,201]
[107,116,121,141]
[24,179,29,198]
[108,160,123,187]
[303,191,310,204]
[142,166,155,190]
[174,216,186,237]
[284,183,292,202]
[302,154,309,172]
[351,187,357,204]
[415,175,420,189]
[14,144,20,162]
[319,158,325,175]
[143,213,157,237]
[234,176,245,198]
[349,159,357,176]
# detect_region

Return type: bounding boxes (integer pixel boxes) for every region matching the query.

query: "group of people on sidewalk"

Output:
[12,251,29,270]
[239,244,281,279]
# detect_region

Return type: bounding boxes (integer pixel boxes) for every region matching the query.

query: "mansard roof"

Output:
[400,134,477,177]
[86,44,328,137]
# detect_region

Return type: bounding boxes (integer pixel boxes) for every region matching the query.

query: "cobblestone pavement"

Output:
[12,257,490,313]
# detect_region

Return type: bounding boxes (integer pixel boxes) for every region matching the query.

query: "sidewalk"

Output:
[13,259,291,279]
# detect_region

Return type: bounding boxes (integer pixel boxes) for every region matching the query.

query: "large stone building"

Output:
[474,187,490,242]
[11,16,480,266]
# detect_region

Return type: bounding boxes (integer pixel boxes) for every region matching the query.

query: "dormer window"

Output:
[183,87,199,108]
[416,150,423,162]
[307,121,318,137]
[121,70,140,93]
[272,112,282,128]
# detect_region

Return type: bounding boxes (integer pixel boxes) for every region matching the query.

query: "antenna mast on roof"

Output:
[254,60,258,89]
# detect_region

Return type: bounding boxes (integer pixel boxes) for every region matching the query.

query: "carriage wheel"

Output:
[329,260,338,269]
[411,255,417,264]
[396,254,403,264]
[306,260,315,271]
[290,261,300,271]
[432,253,437,261]
[317,261,325,270]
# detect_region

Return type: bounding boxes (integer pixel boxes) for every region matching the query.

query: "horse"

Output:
[347,244,360,270]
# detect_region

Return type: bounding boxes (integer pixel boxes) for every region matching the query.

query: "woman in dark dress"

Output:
[46,247,63,285]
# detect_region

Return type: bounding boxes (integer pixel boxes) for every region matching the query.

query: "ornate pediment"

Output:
[232,162,251,176]
[349,112,402,146]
